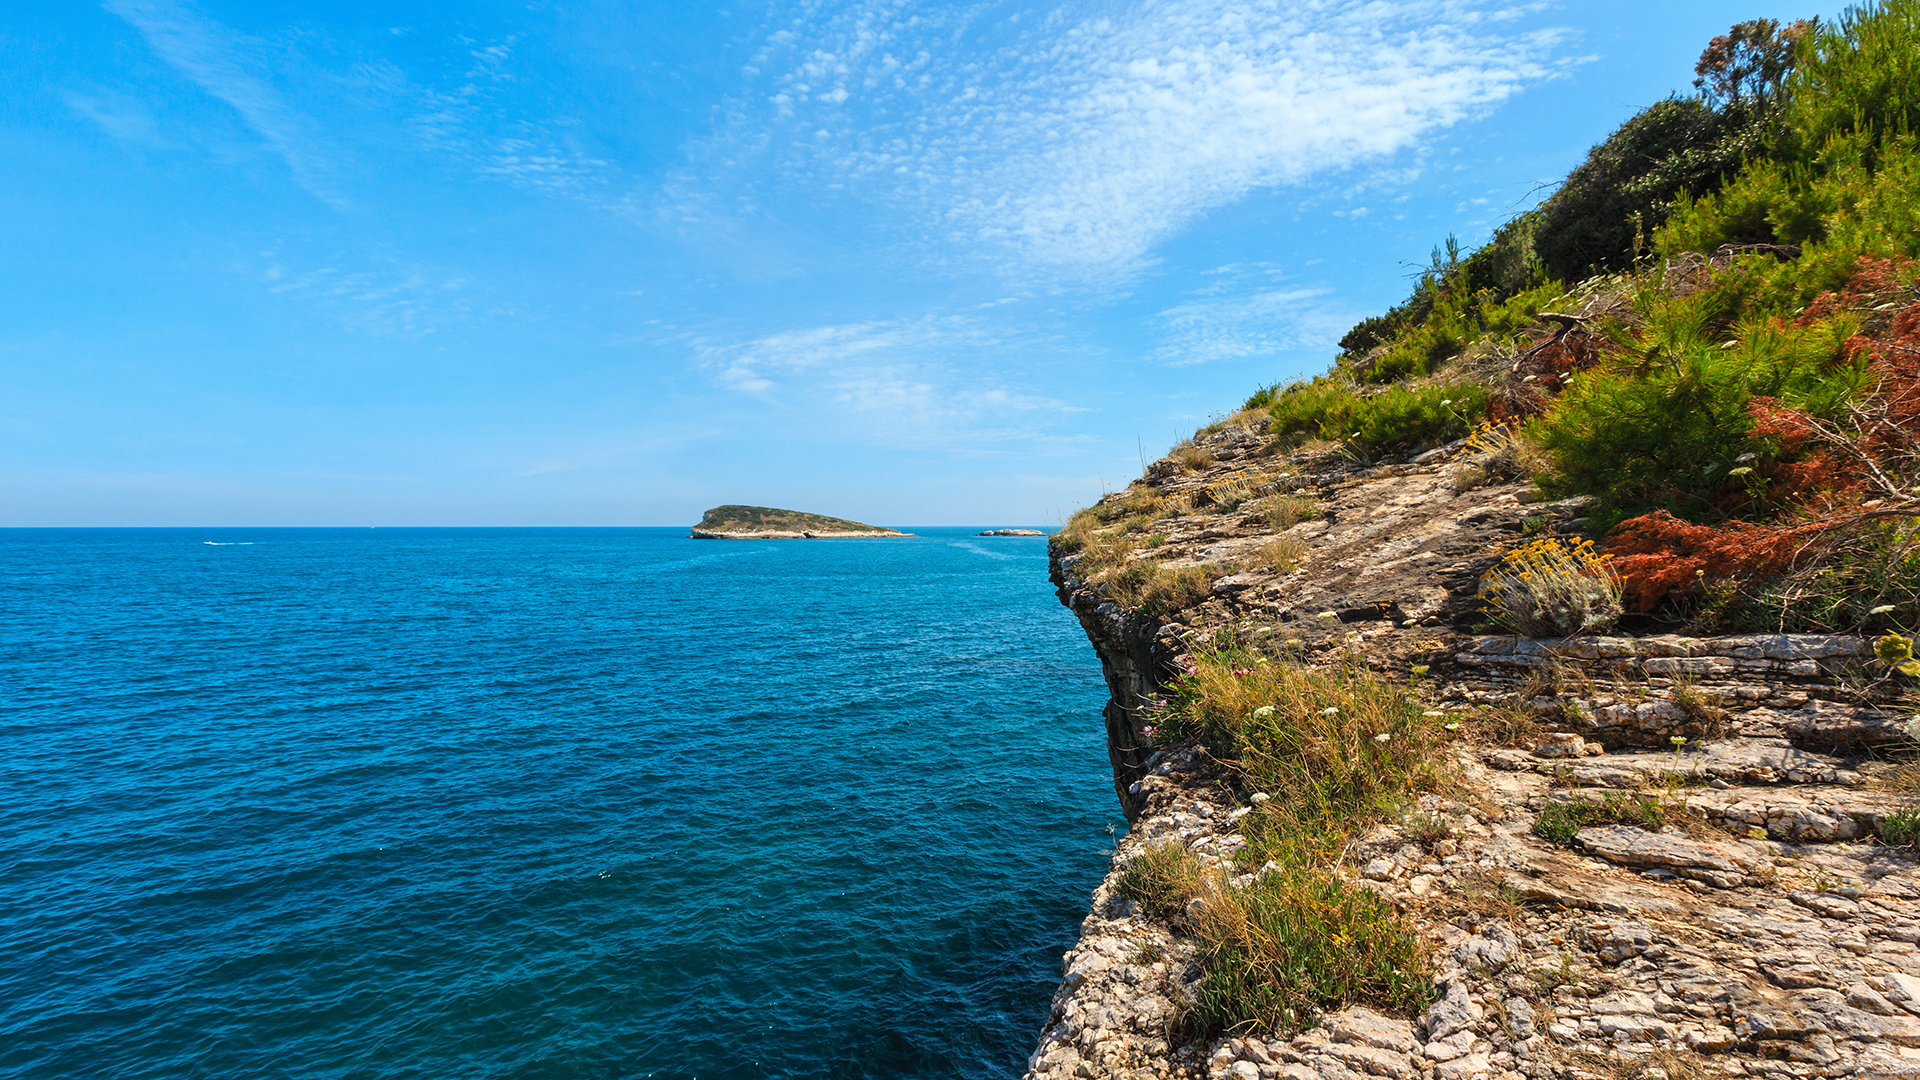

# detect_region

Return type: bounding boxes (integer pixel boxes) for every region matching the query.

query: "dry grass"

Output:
[1449,420,1543,493]
[1248,536,1308,575]
[1171,441,1216,471]
[1135,652,1448,1033]
[1259,493,1322,530]
[1438,869,1523,922]
[1161,653,1455,867]
[1459,703,1542,748]
[1110,562,1225,616]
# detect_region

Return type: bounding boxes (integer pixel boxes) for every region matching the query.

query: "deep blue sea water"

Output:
[0,528,1117,1079]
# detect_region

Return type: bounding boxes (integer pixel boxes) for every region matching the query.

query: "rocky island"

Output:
[689,504,911,539]
[979,529,1048,537]
[1030,11,1920,1080]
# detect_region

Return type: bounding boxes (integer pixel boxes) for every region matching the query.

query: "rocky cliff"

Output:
[1031,420,1920,1080]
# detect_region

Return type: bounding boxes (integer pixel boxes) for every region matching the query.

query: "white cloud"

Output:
[64,89,170,147]
[107,0,350,205]
[259,249,473,335]
[1150,262,1356,365]
[693,317,1088,447]
[674,0,1568,286]
[1154,286,1353,366]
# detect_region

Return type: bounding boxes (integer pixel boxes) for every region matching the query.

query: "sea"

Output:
[0,527,1118,1079]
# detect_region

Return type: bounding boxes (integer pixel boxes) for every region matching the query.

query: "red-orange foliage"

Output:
[1605,257,1920,612]
[1606,511,1836,612]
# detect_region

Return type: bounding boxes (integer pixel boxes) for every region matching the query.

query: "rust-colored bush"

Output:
[1606,511,1838,612]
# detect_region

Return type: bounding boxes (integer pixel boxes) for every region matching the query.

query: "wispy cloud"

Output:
[693,317,1088,447]
[64,88,170,147]
[668,0,1566,284]
[1152,263,1357,366]
[672,0,1568,286]
[259,248,473,335]
[106,0,350,205]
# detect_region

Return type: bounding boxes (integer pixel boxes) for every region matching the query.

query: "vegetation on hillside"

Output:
[1119,649,1446,1034]
[1052,2,1920,1039]
[1051,5,1920,1039]
[1245,0,1920,635]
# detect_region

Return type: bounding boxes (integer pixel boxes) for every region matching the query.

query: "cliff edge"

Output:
[1029,9,1920,1076]
[1028,422,1920,1080]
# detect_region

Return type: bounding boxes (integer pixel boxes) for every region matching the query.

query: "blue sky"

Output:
[3,0,1841,526]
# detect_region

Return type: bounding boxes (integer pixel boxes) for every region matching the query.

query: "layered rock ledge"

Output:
[1032,420,1920,1080]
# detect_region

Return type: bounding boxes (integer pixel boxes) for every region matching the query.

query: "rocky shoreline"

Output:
[1030,419,1920,1080]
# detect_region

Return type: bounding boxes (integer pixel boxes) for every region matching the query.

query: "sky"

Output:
[1,0,1846,527]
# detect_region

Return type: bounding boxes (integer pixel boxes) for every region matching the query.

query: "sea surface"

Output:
[0,528,1118,1079]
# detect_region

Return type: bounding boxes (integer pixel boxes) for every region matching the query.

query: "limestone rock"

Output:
[1572,825,1766,887]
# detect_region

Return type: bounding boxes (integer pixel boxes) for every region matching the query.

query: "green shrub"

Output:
[1528,269,1867,515]
[1784,0,1920,157]
[1267,377,1361,440]
[1657,1,1920,304]
[1322,383,1490,457]
[1535,97,1751,282]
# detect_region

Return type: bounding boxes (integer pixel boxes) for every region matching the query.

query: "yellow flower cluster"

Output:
[1477,536,1621,637]
[1461,419,1522,458]
[1202,469,1255,500]
[1478,536,1609,596]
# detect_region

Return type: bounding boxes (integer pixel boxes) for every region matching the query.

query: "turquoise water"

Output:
[0,528,1116,1078]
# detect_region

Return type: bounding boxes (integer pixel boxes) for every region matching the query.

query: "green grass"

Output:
[1880,808,1920,846]
[1533,790,1703,845]
[1118,842,1208,919]
[1130,651,1450,1034]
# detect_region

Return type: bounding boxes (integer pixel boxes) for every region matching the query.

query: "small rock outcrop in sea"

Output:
[1030,418,1920,1080]
[979,529,1048,537]
[689,504,911,539]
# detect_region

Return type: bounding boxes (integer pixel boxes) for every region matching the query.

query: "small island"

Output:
[976,528,1046,536]
[690,505,912,539]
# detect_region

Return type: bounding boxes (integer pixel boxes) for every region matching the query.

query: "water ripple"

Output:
[0,527,1116,1079]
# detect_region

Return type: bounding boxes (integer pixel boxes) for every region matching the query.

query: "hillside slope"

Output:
[1030,6,1920,1078]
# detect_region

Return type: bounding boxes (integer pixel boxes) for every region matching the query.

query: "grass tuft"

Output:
[1533,790,1703,845]
[1259,493,1322,530]
[1134,651,1449,1033]
[1118,842,1208,920]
